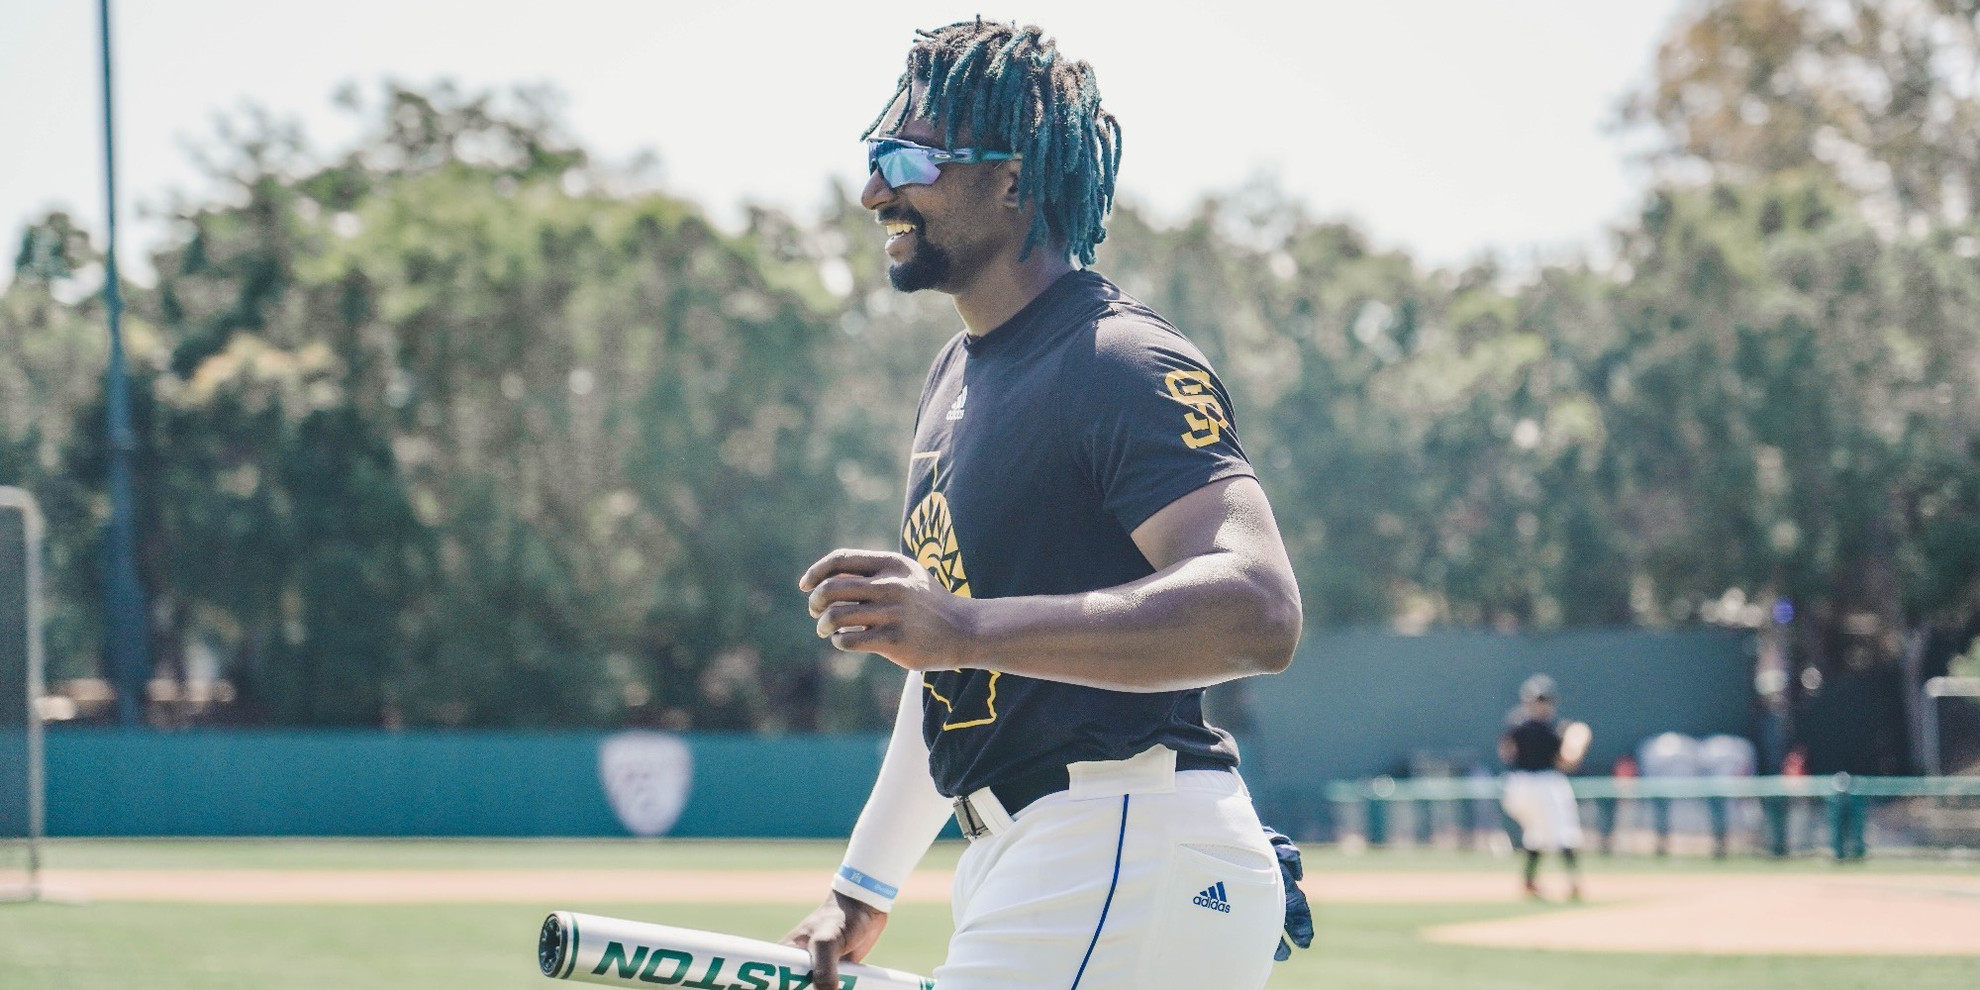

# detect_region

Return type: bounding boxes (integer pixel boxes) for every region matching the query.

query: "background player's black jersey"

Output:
[1505,717,1565,771]
[900,270,1252,798]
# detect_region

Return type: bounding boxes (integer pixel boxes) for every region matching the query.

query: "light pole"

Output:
[98,0,152,728]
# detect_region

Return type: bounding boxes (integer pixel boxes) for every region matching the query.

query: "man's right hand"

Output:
[782,890,889,989]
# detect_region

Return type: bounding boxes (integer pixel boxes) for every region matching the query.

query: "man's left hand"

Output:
[801,549,974,670]
[1265,826,1313,961]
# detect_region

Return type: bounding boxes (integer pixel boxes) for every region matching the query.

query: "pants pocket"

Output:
[1133,842,1280,989]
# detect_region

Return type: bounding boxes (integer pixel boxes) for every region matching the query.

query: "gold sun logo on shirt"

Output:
[903,490,971,598]
[903,450,992,730]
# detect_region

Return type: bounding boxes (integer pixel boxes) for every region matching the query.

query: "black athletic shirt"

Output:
[1505,717,1565,772]
[900,269,1252,798]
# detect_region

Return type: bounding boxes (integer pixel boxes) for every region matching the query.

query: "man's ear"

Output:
[998,160,1024,208]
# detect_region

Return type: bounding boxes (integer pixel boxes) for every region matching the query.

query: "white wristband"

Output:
[833,864,903,911]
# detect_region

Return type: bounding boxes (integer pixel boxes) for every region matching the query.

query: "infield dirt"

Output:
[31,867,1980,956]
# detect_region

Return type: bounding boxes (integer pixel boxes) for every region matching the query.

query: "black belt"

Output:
[984,752,1232,818]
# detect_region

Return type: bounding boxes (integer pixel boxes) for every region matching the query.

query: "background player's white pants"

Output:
[936,760,1282,990]
[1501,769,1584,851]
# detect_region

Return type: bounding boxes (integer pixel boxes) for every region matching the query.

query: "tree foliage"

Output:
[4,4,1978,734]
[1630,0,1980,229]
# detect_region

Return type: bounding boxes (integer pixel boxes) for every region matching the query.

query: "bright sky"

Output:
[1,0,1688,286]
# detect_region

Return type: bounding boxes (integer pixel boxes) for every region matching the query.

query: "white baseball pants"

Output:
[934,747,1283,990]
[1501,769,1584,851]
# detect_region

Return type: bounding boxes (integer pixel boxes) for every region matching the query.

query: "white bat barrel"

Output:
[539,911,933,990]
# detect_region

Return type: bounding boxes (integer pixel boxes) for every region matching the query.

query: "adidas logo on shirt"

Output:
[1192,881,1232,913]
[946,386,968,420]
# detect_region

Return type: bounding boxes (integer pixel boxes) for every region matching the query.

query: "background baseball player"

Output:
[781,19,1311,990]
[1499,673,1591,900]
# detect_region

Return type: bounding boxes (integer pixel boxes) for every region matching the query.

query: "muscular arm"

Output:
[802,475,1302,692]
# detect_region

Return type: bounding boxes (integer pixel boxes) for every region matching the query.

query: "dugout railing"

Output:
[1324,774,1980,860]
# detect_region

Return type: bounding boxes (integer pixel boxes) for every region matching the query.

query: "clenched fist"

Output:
[800,549,978,672]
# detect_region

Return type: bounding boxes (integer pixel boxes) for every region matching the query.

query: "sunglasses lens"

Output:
[869,142,942,187]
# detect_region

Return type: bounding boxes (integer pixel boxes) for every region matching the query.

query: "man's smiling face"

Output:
[863,137,953,292]
[859,86,1021,294]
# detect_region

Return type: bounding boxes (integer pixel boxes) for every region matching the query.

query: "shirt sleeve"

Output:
[1077,317,1255,534]
[832,671,954,912]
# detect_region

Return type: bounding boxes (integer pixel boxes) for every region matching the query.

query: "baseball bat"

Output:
[538,911,934,990]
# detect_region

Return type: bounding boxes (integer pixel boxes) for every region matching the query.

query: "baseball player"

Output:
[782,19,1311,990]
[1498,673,1591,900]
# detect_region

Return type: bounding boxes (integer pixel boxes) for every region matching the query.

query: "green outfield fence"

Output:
[1325,774,1980,860]
[1212,627,1758,836]
[16,728,893,838]
[29,724,1979,852]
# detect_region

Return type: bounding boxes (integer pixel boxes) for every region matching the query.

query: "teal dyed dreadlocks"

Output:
[862,19,1122,265]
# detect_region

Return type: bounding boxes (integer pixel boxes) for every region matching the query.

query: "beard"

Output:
[885,212,953,292]
[888,245,952,292]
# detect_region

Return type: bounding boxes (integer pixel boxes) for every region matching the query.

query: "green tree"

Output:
[1602,175,1980,657]
[1627,0,1980,680]
[143,85,864,728]
[8,62,1976,744]
[1630,0,1980,229]
[0,213,122,680]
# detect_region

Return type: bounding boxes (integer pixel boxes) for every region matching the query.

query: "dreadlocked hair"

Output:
[862,19,1122,265]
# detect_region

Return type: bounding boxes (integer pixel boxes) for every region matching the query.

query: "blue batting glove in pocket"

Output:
[1264,827,1313,961]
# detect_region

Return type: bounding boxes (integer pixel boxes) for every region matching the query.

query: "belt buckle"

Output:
[952,793,989,841]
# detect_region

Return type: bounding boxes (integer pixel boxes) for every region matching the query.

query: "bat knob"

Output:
[539,912,572,977]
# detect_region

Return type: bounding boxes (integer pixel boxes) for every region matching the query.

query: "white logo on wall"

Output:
[598,732,694,837]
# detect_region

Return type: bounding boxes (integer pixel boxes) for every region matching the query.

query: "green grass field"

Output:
[1,840,1975,989]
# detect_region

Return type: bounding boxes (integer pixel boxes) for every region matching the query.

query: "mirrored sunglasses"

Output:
[866,137,1017,188]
